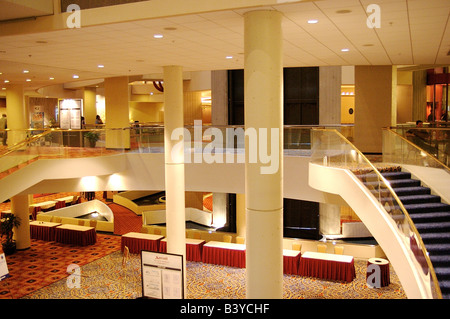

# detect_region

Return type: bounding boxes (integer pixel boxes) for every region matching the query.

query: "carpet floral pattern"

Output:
[0,234,121,299]
[18,250,406,299]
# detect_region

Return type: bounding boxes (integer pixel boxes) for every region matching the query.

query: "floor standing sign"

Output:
[0,252,9,282]
[141,250,184,299]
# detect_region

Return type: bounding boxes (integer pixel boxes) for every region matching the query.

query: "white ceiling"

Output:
[0,0,449,92]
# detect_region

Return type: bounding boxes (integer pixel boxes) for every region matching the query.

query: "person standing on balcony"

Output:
[0,114,7,146]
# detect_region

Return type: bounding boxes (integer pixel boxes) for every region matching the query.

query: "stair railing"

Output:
[311,128,442,299]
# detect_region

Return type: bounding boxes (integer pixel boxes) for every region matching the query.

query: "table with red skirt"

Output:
[202,241,246,268]
[30,221,61,241]
[283,249,302,275]
[54,224,97,246]
[121,232,164,254]
[298,251,356,282]
[159,238,206,262]
[366,257,390,288]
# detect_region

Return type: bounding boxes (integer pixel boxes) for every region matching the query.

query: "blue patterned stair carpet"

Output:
[355,168,450,299]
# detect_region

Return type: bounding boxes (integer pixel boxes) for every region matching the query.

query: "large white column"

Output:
[163,65,186,293]
[244,10,283,299]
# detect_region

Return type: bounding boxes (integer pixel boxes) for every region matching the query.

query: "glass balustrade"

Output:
[384,127,450,172]
[391,125,450,167]
[311,128,442,299]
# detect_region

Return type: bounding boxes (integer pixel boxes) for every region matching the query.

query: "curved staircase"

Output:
[355,168,450,299]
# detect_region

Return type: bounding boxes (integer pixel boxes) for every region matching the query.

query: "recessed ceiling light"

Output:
[73,75,79,79]
[164,27,177,31]
[341,48,350,52]
[0,72,2,75]
[97,64,104,68]
[4,80,9,83]
[23,70,29,73]
[1,88,5,90]
[153,34,163,39]
[307,19,319,24]
[26,79,31,82]
[226,56,233,59]
[336,9,352,14]
[49,77,54,80]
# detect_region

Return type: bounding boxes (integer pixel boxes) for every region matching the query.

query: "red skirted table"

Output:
[54,224,97,246]
[366,257,390,288]
[202,241,246,268]
[30,221,61,241]
[121,232,164,254]
[283,249,302,275]
[298,251,356,282]
[159,238,206,262]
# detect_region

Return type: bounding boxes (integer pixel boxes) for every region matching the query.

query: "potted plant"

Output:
[0,214,21,255]
[84,131,100,148]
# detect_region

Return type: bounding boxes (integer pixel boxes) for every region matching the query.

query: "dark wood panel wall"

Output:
[227,67,321,239]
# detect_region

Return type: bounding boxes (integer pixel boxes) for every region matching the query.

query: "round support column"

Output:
[11,194,30,250]
[163,65,186,293]
[104,76,130,149]
[244,10,283,299]
[5,84,28,145]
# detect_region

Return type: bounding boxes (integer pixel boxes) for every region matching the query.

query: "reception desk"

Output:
[298,251,355,282]
[121,232,164,254]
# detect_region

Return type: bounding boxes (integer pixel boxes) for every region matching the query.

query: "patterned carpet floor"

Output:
[9,247,406,300]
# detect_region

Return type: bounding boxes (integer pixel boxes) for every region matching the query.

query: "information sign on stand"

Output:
[59,99,82,130]
[0,252,10,282]
[141,250,184,299]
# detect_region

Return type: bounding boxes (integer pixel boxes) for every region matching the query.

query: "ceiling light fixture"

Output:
[307,19,319,24]
[23,70,29,73]
[341,48,350,52]
[153,34,163,39]
[97,64,104,68]
[26,79,31,82]
[226,56,233,59]
[4,80,9,83]
[73,75,79,79]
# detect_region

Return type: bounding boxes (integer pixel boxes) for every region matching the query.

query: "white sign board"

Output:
[141,250,184,299]
[0,253,9,282]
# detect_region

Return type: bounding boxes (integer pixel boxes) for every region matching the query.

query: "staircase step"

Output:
[364,179,422,189]
[381,171,412,180]
[410,211,450,223]
[426,243,450,255]
[398,194,442,204]
[403,203,450,214]
[429,255,450,266]
[390,186,431,196]
[416,222,450,233]
[421,232,450,244]
[434,267,450,279]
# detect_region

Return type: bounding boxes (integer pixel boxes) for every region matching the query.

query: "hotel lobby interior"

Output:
[0,0,449,306]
